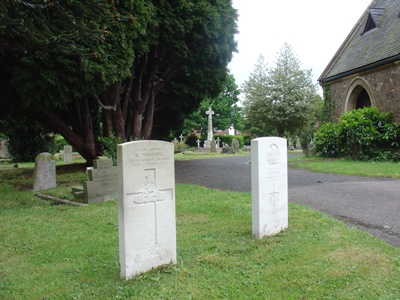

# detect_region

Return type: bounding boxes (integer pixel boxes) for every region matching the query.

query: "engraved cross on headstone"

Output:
[269,183,279,208]
[127,169,173,244]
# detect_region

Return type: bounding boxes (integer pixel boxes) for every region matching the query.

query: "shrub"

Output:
[98,134,123,165]
[314,107,400,161]
[7,122,56,162]
[314,123,342,157]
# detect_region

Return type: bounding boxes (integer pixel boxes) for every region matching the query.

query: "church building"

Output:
[319,0,400,123]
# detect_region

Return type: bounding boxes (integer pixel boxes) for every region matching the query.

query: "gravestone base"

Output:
[72,186,84,199]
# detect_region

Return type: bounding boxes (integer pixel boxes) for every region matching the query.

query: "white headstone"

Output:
[117,140,176,279]
[196,139,201,148]
[33,152,56,191]
[251,137,288,238]
[64,145,72,163]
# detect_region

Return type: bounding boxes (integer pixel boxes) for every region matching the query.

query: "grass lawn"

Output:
[289,156,400,178]
[1,155,399,299]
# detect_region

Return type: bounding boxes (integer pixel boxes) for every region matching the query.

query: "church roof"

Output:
[319,0,400,82]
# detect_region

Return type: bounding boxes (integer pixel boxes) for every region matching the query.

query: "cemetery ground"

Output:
[1,155,399,299]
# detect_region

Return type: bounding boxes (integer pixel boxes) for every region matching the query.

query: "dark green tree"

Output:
[243,43,319,137]
[0,0,237,164]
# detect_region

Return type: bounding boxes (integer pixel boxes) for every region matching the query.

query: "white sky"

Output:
[228,0,372,89]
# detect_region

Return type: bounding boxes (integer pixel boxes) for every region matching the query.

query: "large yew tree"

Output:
[0,0,237,163]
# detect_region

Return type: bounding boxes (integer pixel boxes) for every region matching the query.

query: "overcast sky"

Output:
[228,0,372,89]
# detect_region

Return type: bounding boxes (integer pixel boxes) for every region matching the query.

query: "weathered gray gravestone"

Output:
[83,158,117,203]
[232,138,240,152]
[64,145,72,163]
[296,136,301,150]
[118,140,176,280]
[210,139,217,153]
[33,152,56,191]
[251,137,288,238]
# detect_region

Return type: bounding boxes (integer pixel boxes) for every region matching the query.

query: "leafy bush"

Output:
[54,134,69,152]
[98,134,123,165]
[314,107,400,161]
[185,134,201,148]
[6,122,56,162]
[314,123,342,157]
[174,141,189,153]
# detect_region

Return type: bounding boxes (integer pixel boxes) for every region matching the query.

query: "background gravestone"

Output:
[232,138,240,152]
[117,140,176,280]
[82,158,117,203]
[251,137,288,238]
[33,152,56,191]
[64,145,72,163]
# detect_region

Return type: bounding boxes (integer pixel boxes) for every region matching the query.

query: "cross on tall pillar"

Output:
[206,107,214,143]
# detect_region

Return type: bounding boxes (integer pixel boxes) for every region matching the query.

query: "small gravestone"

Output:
[288,139,295,150]
[296,136,301,150]
[251,137,288,238]
[210,140,217,153]
[216,137,221,148]
[232,138,240,152]
[118,140,176,280]
[82,158,117,203]
[33,152,56,191]
[64,145,72,163]
[222,147,235,154]
[196,139,201,148]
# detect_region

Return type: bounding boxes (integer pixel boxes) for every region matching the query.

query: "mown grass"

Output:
[1,160,400,299]
[289,156,400,178]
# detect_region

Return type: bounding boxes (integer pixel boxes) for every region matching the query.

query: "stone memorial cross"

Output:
[206,107,214,143]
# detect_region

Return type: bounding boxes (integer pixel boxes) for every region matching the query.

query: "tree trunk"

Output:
[40,110,97,164]
[142,90,155,139]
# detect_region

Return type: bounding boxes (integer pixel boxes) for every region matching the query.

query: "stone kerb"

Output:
[33,152,56,191]
[251,137,288,238]
[83,158,117,203]
[117,140,176,280]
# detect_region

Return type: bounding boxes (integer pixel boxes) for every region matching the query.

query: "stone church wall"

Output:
[327,62,400,124]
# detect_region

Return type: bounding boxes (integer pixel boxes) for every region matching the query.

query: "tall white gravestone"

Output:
[251,137,288,238]
[117,140,177,279]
